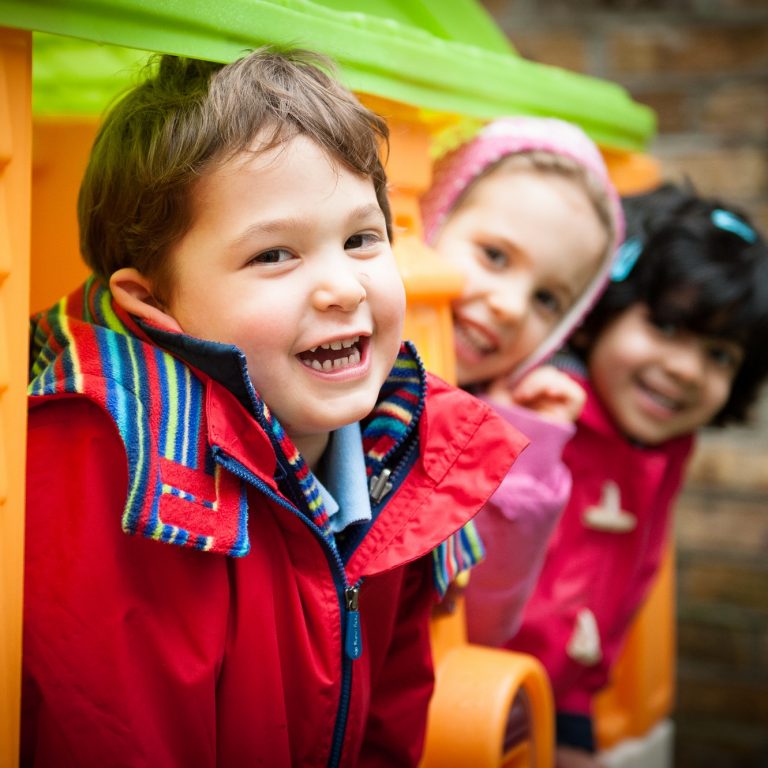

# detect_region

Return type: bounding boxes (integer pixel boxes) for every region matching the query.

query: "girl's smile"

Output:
[433,167,606,387]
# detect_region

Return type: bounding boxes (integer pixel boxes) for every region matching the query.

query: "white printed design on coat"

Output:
[567,608,602,666]
[582,481,637,532]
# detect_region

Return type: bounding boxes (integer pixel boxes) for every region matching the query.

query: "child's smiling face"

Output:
[588,303,744,445]
[162,134,405,461]
[433,166,606,387]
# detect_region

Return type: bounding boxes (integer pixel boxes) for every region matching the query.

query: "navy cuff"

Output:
[555,711,596,752]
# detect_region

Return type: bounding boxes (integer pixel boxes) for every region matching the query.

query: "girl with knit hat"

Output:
[420,117,624,646]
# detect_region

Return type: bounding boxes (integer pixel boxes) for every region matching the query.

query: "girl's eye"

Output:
[534,289,563,317]
[651,319,679,338]
[481,246,508,268]
[345,232,381,251]
[706,341,743,370]
[250,248,293,265]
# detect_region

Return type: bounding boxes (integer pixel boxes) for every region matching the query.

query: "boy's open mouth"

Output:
[298,335,364,371]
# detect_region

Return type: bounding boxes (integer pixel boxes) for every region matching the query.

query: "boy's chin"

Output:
[295,397,379,437]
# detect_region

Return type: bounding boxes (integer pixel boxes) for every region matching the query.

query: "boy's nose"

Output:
[312,263,366,312]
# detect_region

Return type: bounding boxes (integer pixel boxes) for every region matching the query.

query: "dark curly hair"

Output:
[572,182,768,426]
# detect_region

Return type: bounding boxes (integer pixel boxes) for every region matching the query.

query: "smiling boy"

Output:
[23,50,524,767]
[112,133,404,469]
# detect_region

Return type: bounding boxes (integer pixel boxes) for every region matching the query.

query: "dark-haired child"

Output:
[507,182,768,767]
[23,49,523,767]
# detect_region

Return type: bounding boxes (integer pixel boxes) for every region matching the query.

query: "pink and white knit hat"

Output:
[420,116,625,383]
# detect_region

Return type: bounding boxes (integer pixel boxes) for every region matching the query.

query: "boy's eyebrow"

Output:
[229,204,385,248]
[349,203,387,221]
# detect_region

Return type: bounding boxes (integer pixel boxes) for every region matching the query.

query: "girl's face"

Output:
[588,303,744,445]
[433,166,606,387]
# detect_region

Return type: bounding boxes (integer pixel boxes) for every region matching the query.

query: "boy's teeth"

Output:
[313,335,360,352]
[303,348,361,372]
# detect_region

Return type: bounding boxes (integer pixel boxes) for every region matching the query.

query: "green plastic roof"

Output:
[304,0,514,54]
[0,0,655,151]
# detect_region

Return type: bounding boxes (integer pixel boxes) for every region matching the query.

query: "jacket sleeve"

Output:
[22,397,227,768]
[464,400,575,648]
[357,557,435,767]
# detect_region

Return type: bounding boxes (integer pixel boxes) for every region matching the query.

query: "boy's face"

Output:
[588,303,743,445]
[433,167,606,387]
[163,134,405,459]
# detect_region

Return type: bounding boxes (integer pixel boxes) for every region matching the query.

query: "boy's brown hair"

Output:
[79,47,391,302]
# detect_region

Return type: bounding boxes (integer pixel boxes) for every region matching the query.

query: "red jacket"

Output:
[507,378,693,716]
[23,281,525,767]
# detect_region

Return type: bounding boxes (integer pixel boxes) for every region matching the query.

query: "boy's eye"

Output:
[534,289,563,317]
[345,232,381,251]
[250,248,293,265]
[480,246,508,268]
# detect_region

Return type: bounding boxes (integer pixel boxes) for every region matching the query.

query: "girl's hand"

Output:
[487,365,586,424]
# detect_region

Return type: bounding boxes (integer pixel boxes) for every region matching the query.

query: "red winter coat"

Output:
[507,378,694,716]
[23,283,525,768]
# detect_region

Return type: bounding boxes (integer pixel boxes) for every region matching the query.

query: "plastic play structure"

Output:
[0,1,674,765]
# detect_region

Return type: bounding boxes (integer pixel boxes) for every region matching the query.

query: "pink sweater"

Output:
[464,399,575,647]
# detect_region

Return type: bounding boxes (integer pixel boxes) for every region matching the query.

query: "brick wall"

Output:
[479,2,768,766]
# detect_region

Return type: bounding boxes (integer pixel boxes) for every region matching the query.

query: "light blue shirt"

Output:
[315,422,372,534]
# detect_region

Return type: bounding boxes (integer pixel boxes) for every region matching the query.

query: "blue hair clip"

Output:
[611,237,643,282]
[711,209,757,244]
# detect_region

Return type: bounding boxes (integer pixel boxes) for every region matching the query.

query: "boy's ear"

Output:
[109,268,183,332]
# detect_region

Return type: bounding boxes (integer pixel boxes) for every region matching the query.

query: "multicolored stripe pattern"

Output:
[28,279,438,566]
[264,401,336,550]
[29,278,477,589]
[362,345,424,472]
[360,347,485,598]
[29,277,249,556]
[431,519,485,599]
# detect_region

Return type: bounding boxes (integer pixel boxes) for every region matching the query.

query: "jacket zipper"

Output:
[213,450,363,768]
[368,435,419,506]
[327,579,363,767]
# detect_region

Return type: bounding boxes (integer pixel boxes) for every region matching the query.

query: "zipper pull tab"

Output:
[369,468,393,503]
[344,585,362,660]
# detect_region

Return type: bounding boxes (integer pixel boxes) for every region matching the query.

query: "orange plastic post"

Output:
[0,25,32,767]
[603,149,662,197]
[593,546,676,748]
[359,94,465,382]
[30,118,96,313]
